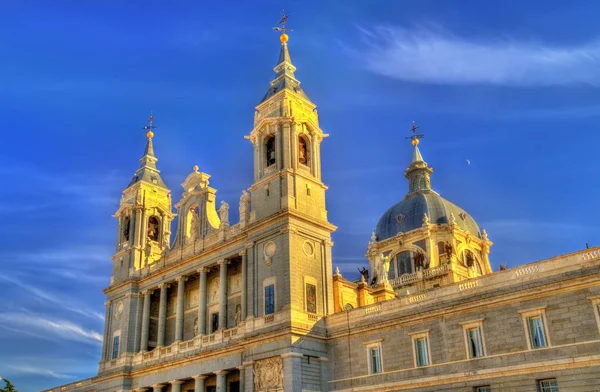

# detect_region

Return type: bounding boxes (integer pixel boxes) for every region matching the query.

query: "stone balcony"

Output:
[98,308,323,373]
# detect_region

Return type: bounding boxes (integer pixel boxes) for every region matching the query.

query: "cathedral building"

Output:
[46,27,600,392]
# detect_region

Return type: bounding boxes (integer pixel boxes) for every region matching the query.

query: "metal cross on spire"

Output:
[273,10,293,35]
[406,121,424,146]
[143,112,157,139]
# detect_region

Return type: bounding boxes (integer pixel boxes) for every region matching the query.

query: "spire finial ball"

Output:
[147,131,154,139]
[280,33,289,43]
[412,138,419,146]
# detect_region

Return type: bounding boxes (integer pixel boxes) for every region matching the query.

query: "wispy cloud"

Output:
[351,25,600,86]
[0,275,105,321]
[0,312,102,345]
[8,365,72,379]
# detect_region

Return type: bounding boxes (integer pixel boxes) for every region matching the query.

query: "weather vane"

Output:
[143,112,157,139]
[406,121,424,146]
[273,10,293,36]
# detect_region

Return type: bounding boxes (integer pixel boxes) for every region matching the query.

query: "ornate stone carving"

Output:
[375,253,391,285]
[235,304,242,326]
[219,201,230,229]
[239,190,250,226]
[253,356,283,391]
[264,241,276,265]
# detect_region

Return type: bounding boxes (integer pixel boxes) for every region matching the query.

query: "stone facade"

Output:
[44,34,600,392]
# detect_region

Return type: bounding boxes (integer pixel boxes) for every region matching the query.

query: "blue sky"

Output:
[1,1,600,390]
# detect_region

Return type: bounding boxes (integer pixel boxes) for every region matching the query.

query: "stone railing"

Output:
[389,264,451,289]
[226,223,241,238]
[364,304,382,314]
[582,249,600,261]
[424,264,450,279]
[125,310,292,368]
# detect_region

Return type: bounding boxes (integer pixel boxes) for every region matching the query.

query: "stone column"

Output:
[218,260,229,330]
[140,290,152,352]
[215,370,228,392]
[101,300,112,361]
[310,134,317,175]
[240,251,247,321]
[116,216,122,251]
[157,283,169,347]
[133,293,143,353]
[282,353,303,392]
[198,267,208,335]
[291,123,298,170]
[151,384,164,392]
[318,357,329,392]
[169,380,184,392]
[237,366,245,392]
[175,276,187,342]
[133,209,142,247]
[193,375,207,392]
[243,361,254,392]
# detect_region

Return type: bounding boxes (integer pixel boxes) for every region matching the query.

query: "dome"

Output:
[374,192,481,241]
[373,134,481,242]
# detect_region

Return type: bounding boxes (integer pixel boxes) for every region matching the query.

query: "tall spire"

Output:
[127,114,169,190]
[261,12,310,103]
[404,122,434,197]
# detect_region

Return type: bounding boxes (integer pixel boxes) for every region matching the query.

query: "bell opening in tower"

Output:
[122,216,130,242]
[298,135,310,166]
[265,135,276,167]
[147,216,160,242]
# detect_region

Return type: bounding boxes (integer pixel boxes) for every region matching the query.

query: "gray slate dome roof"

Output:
[374,192,481,241]
[373,137,481,242]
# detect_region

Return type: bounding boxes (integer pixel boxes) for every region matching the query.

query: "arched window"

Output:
[396,250,413,276]
[147,216,160,241]
[122,216,131,242]
[298,136,310,166]
[465,250,475,268]
[265,136,276,166]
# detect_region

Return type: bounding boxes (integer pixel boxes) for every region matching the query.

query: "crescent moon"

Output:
[466,159,471,165]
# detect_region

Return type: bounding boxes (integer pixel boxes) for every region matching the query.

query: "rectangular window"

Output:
[474,387,491,392]
[415,337,429,367]
[306,283,317,314]
[369,346,382,374]
[211,312,219,333]
[528,316,547,349]
[112,336,120,359]
[265,284,275,315]
[538,379,559,392]
[468,327,484,358]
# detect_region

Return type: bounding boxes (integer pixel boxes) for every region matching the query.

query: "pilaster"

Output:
[281,352,303,392]
[157,283,169,347]
[175,276,187,341]
[218,259,229,330]
[140,289,152,352]
[198,268,209,336]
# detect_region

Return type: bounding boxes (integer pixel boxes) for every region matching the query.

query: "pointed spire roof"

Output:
[261,21,311,103]
[404,122,434,197]
[127,115,169,190]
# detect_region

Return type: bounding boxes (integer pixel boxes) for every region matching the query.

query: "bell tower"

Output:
[246,29,329,223]
[111,115,174,284]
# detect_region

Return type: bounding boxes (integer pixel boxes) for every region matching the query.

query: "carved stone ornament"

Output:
[114,301,124,320]
[302,241,314,257]
[264,241,276,265]
[253,356,283,392]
